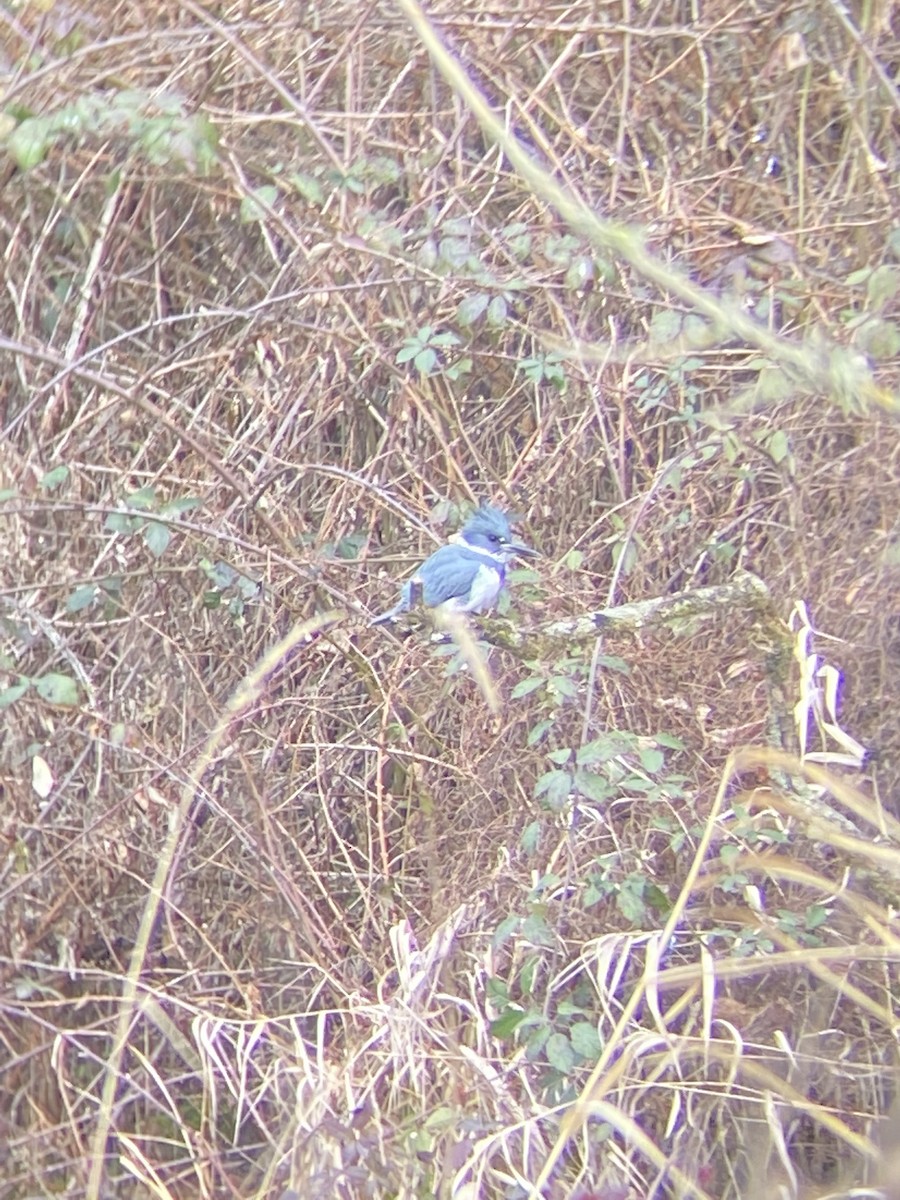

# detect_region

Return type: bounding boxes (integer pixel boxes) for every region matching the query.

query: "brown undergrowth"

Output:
[0,1,898,1197]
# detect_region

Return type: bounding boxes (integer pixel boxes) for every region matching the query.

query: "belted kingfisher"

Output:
[371,505,537,625]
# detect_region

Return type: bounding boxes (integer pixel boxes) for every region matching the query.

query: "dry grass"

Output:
[0,0,898,1197]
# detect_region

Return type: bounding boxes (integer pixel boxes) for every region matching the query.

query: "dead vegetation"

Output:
[0,0,898,1197]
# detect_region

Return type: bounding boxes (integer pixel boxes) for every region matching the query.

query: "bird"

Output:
[370,504,537,625]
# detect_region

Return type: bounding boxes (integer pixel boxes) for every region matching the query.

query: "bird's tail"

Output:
[369,604,402,626]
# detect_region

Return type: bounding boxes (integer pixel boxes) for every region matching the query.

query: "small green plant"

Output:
[514,652,631,748]
[706,923,776,957]
[843,256,900,362]
[38,465,70,492]
[395,324,471,378]
[724,801,789,848]
[634,354,706,419]
[2,88,219,172]
[487,724,682,1100]
[455,288,518,330]
[532,730,686,813]
[0,671,81,709]
[649,811,706,855]
[488,900,604,1101]
[775,903,830,946]
[583,854,671,924]
[517,350,567,391]
[199,560,260,618]
[66,576,124,616]
[104,486,200,559]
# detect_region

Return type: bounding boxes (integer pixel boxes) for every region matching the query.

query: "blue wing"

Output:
[417,545,503,611]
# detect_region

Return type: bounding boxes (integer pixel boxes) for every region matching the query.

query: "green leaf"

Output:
[416,238,438,269]
[711,540,738,562]
[509,566,540,585]
[413,348,437,374]
[545,1032,577,1074]
[719,844,741,867]
[100,576,124,600]
[755,364,794,403]
[547,748,573,766]
[648,309,684,343]
[456,292,490,326]
[444,356,472,381]
[334,532,366,560]
[34,673,80,706]
[39,465,70,492]
[8,116,52,170]
[573,770,613,804]
[854,317,900,361]
[202,558,235,588]
[804,904,829,930]
[443,216,473,237]
[486,294,508,328]
[104,512,135,533]
[526,718,553,746]
[531,872,562,898]
[182,112,220,173]
[143,520,171,557]
[430,330,460,348]
[511,675,544,699]
[683,314,714,346]
[620,775,657,793]
[524,1022,551,1060]
[765,429,790,464]
[576,735,625,766]
[548,674,578,698]
[490,1008,528,1039]
[616,880,647,924]
[866,264,900,311]
[0,679,30,708]
[565,549,584,570]
[534,769,571,809]
[569,1021,602,1059]
[66,584,97,613]
[240,184,279,223]
[438,236,470,266]
[290,171,325,205]
[503,223,532,259]
[520,820,542,853]
[644,883,671,913]
[492,915,521,948]
[486,975,509,1005]
[125,486,157,511]
[159,496,201,516]
[638,747,665,774]
[597,654,631,675]
[544,232,580,265]
[520,912,556,947]
[516,959,538,999]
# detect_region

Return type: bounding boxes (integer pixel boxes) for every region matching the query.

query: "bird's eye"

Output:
[488,533,500,544]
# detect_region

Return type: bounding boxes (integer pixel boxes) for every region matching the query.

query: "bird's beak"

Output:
[508,540,539,560]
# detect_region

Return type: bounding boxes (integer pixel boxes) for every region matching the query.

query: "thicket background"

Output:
[0,1,898,1197]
